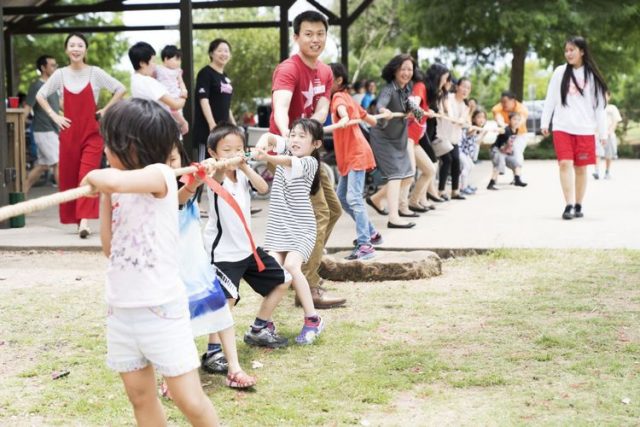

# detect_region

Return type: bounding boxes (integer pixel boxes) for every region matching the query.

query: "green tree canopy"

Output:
[403,0,640,101]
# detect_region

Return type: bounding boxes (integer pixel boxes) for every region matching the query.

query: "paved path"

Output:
[1,160,639,250]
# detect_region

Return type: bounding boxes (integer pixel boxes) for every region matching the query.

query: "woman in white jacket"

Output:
[541,36,608,220]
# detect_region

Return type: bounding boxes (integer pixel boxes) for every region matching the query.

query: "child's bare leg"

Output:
[283,251,316,317]
[256,281,289,321]
[207,298,236,346]
[217,326,240,373]
[262,251,290,321]
[120,365,166,427]
[165,369,219,427]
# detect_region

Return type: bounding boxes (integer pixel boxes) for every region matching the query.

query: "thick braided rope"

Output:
[0,159,243,223]
[0,113,439,222]
[322,111,406,133]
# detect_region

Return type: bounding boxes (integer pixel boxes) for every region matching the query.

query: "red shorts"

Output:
[552,131,596,166]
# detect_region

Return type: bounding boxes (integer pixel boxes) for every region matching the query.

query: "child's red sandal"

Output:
[225,370,257,389]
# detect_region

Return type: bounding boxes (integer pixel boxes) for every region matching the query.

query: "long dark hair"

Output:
[560,36,607,107]
[412,68,425,84]
[290,118,323,196]
[329,62,349,92]
[425,63,450,112]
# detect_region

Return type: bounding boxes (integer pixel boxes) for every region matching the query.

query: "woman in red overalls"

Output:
[36,33,125,238]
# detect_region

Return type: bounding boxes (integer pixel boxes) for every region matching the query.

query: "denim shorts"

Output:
[106,297,200,377]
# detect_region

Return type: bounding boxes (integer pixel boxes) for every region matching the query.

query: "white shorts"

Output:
[106,297,200,377]
[33,131,59,166]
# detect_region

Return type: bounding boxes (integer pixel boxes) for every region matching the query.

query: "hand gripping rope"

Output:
[0,158,240,222]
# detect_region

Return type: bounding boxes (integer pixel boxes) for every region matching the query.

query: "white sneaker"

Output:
[604,171,611,180]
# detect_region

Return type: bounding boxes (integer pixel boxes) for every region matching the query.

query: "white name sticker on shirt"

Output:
[313,85,325,95]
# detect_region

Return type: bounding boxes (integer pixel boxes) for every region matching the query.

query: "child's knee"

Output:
[278,278,292,290]
[126,385,157,409]
[173,390,210,418]
[283,260,301,275]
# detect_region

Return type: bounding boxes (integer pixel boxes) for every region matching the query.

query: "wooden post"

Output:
[0,7,10,227]
[179,0,195,159]
[340,0,348,71]
[279,1,290,62]
[3,30,14,97]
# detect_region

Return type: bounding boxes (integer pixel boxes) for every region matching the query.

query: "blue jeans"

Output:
[336,170,377,245]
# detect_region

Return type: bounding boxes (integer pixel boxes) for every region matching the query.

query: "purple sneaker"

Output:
[266,321,277,334]
[296,316,325,345]
[370,232,384,245]
[345,244,376,260]
[352,233,384,247]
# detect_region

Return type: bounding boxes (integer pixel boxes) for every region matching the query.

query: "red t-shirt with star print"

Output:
[268,54,333,135]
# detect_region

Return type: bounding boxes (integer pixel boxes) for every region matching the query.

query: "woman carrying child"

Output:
[155,45,190,135]
[81,98,219,426]
[329,63,385,260]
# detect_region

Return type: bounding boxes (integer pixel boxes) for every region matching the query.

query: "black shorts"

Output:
[215,247,290,303]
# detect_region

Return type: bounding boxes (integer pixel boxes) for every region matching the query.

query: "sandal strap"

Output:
[226,370,256,388]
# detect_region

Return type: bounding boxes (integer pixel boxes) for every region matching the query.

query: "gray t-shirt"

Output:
[26,79,60,133]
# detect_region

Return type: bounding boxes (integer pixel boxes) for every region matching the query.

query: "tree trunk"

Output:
[510,42,528,101]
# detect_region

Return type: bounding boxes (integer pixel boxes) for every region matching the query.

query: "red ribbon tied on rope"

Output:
[180,162,265,272]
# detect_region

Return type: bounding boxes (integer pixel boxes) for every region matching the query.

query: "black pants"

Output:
[419,133,437,163]
[438,144,460,192]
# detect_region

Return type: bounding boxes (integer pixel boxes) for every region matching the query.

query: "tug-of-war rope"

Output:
[0,109,479,223]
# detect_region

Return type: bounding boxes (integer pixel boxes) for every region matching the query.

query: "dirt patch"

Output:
[0,250,106,290]
[360,384,504,426]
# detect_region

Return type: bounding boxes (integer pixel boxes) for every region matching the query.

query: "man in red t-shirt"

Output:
[268,11,345,309]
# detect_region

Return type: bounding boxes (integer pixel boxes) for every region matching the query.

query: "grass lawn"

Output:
[1,249,639,426]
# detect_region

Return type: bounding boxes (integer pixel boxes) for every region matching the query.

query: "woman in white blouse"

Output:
[37,32,125,237]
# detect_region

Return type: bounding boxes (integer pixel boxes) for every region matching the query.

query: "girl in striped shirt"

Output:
[254,118,325,345]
